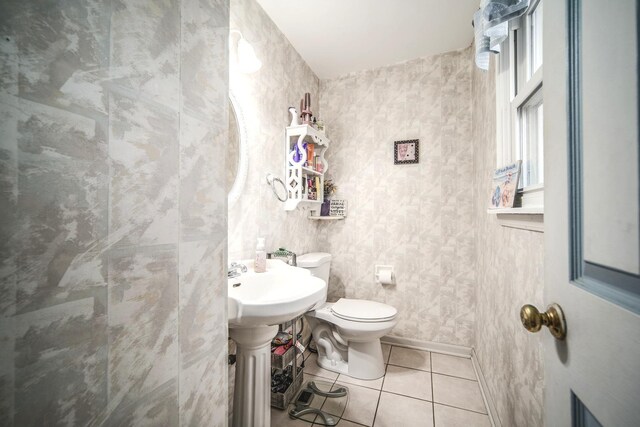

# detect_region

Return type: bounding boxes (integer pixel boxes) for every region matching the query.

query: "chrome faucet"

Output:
[228,262,248,278]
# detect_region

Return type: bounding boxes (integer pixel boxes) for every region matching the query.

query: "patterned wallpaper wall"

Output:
[228,0,321,262]
[227,0,322,419]
[471,53,545,426]
[0,0,229,425]
[317,48,476,346]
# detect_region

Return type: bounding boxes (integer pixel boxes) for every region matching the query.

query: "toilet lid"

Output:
[331,298,397,322]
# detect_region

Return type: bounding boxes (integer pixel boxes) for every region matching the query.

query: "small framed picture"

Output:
[329,199,347,217]
[394,139,419,164]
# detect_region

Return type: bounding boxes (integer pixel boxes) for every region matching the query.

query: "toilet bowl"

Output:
[298,253,398,380]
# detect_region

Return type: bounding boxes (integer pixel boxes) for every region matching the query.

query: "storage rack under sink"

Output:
[271,315,304,409]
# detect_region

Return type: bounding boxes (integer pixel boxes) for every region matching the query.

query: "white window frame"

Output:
[492,0,544,232]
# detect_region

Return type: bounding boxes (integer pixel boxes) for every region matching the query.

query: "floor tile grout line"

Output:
[386,362,477,382]
[371,351,392,427]
[389,347,476,372]
[336,378,383,392]
[381,389,434,402]
[431,352,436,427]
[313,419,369,427]
[337,384,382,392]
[431,371,479,382]
[377,389,489,417]
[433,401,490,416]
[386,362,431,373]
[380,390,488,415]
[315,421,369,427]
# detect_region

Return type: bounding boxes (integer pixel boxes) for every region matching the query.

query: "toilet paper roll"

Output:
[377,269,394,285]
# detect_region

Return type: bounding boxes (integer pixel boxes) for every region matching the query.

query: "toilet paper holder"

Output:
[374,265,395,285]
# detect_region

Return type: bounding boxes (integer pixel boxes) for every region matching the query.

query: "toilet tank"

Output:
[297,252,332,285]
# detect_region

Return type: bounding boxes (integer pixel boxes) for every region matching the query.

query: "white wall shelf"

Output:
[308,215,344,221]
[284,124,330,213]
[301,166,322,176]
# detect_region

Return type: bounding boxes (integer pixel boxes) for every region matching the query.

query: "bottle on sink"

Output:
[254,237,266,273]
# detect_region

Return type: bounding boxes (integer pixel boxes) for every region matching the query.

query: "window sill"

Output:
[487,207,543,215]
[487,207,544,232]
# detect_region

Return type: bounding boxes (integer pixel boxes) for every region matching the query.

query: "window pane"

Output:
[518,90,544,187]
[529,1,543,77]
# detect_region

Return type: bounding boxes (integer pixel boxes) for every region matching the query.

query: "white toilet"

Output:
[298,252,397,380]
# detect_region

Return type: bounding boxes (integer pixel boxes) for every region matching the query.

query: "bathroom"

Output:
[1,0,639,426]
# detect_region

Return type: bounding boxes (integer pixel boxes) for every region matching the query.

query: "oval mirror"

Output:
[227,92,248,208]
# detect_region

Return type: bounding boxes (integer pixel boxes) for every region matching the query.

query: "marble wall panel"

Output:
[106,246,178,415]
[179,240,226,366]
[179,347,228,427]
[471,52,545,427]
[101,379,179,427]
[108,93,179,247]
[108,0,180,248]
[0,325,13,424]
[0,1,111,425]
[16,106,108,307]
[317,48,476,347]
[178,238,227,426]
[13,298,107,426]
[178,1,230,424]
[0,0,230,425]
[180,0,228,121]
[179,0,228,243]
[179,114,227,243]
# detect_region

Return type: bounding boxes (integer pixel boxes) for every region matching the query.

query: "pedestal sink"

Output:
[228,259,327,427]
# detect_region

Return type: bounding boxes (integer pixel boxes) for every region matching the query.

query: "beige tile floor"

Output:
[271,344,491,427]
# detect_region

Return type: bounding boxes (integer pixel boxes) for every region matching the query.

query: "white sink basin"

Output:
[228,259,327,327]
[228,259,327,426]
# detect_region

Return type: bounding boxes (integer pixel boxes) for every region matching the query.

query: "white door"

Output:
[543,0,640,425]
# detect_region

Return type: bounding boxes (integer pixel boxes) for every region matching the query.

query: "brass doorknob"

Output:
[520,303,566,340]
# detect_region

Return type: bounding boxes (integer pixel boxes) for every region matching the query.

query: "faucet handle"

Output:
[229,262,248,273]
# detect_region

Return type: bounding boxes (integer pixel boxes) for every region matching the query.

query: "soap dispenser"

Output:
[255,237,266,273]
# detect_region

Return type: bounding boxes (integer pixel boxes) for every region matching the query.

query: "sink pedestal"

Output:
[230,324,279,427]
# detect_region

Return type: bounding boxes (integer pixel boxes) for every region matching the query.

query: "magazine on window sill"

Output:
[488,160,522,209]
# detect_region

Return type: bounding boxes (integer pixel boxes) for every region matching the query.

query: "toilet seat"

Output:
[330,298,397,323]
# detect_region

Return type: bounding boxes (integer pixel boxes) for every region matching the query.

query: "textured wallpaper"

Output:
[471,53,545,426]
[228,0,321,262]
[316,48,476,347]
[227,0,322,420]
[0,0,229,425]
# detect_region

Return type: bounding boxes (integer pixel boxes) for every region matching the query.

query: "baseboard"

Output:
[471,348,501,427]
[381,335,472,358]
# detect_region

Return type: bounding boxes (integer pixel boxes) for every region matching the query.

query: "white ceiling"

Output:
[256,0,479,79]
